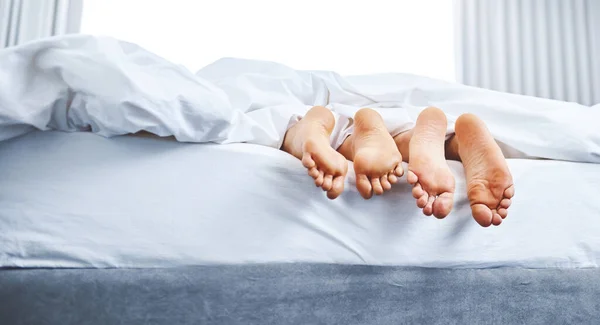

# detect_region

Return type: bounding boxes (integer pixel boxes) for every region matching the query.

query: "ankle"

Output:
[444,136,461,161]
[393,131,412,161]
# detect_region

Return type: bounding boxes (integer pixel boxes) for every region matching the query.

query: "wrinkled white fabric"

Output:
[1,131,600,269]
[1,35,600,162]
[2,35,600,269]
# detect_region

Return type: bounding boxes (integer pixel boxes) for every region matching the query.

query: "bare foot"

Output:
[338,108,403,199]
[402,107,455,218]
[282,106,348,199]
[455,113,514,227]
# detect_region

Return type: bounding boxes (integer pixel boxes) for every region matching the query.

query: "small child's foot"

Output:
[282,106,348,199]
[340,108,403,199]
[455,113,514,227]
[404,107,455,218]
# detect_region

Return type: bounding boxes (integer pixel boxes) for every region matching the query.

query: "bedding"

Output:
[1,130,600,269]
[1,35,600,162]
[1,35,600,269]
[2,35,600,324]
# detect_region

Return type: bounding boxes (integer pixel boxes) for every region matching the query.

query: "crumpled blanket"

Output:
[1,34,599,162]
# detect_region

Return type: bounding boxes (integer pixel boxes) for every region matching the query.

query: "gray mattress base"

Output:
[1,264,599,325]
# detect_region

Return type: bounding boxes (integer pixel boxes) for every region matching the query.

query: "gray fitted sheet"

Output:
[1,264,599,325]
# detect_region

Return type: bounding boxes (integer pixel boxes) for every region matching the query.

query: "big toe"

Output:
[356,174,373,199]
[432,192,454,219]
[327,175,345,200]
[471,204,493,227]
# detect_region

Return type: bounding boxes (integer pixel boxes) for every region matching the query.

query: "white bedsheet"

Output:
[1,35,600,162]
[1,131,599,269]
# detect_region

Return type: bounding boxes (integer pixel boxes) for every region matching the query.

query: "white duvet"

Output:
[1,35,600,269]
[1,35,600,162]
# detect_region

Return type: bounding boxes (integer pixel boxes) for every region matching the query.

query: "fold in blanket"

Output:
[1,35,599,162]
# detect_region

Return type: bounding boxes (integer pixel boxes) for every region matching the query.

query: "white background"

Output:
[81,0,455,80]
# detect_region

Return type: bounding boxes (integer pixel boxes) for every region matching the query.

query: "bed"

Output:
[3,266,600,324]
[1,35,600,324]
[1,131,600,324]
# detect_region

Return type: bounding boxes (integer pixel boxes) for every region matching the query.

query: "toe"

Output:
[308,167,320,179]
[471,204,493,227]
[388,173,398,184]
[504,185,515,199]
[371,177,384,195]
[432,192,454,219]
[500,198,511,209]
[315,170,324,187]
[417,192,429,209]
[492,211,503,226]
[423,195,435,216]
[394,164,404,177]
[412,183,425,199]
[380,175,392,191]
[301,153,316,169]
[327,175,346,199]
[497,208,508,219]
[356,174,373,199]
[406,170,418,185]
[322,175,333,191]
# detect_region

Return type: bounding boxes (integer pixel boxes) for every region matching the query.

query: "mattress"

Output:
[1,130,600,269]
[2,36,600,324]
[2,265,600,325]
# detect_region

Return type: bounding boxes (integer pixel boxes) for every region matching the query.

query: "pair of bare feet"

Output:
[281,106,514,227]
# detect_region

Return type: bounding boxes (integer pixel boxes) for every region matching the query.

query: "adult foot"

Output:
[282,106,348,199]
[340,108,403,199]
[455,113,514,227]
[404,107,455,218]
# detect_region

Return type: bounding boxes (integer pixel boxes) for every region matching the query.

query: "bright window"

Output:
[81,0,455,80]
